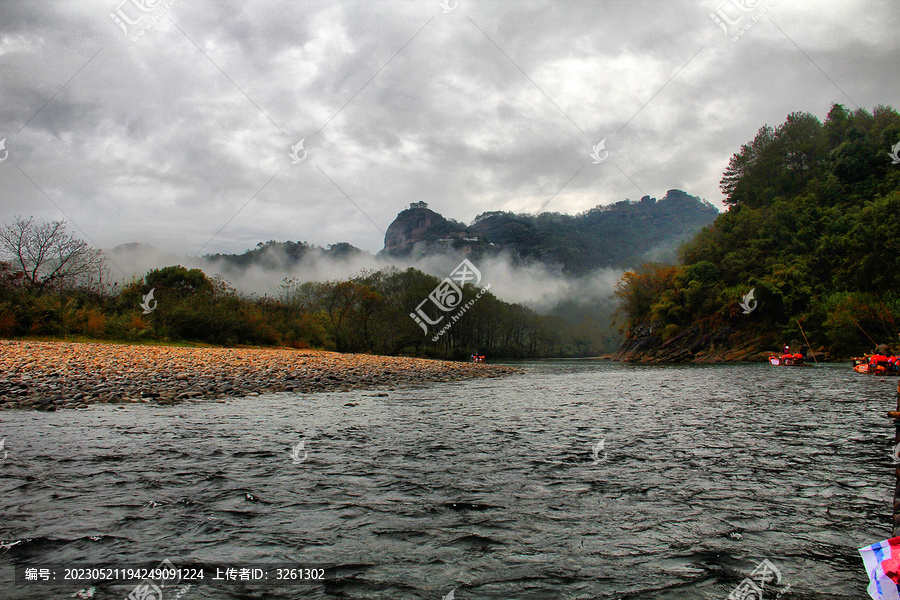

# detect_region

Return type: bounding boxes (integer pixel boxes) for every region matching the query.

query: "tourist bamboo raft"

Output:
[852,355,900,375]
[768,354,808,366]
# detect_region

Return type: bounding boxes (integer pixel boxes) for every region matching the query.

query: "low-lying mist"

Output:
[105,243,624,314]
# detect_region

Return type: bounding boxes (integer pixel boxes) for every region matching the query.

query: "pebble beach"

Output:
[0,340,521,410]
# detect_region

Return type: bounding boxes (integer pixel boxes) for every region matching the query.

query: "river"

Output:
[0,360,894,599]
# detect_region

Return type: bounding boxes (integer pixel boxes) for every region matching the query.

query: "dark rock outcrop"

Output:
[613,321,777,363]
[381,202,472,257]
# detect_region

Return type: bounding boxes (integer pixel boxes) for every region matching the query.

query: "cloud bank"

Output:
[0,0,896,259]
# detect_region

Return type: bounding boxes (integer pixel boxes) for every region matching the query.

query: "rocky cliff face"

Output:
[613,322,765,362]
[381,205,466,256]
[611,321,821,363]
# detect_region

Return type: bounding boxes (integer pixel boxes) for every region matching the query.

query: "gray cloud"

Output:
[0,0,897,264]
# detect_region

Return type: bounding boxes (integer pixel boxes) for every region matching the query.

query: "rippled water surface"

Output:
[1,361,897,599]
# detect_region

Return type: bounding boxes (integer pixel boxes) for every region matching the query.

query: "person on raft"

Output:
[780,344,804,363]
[869,349,896,371]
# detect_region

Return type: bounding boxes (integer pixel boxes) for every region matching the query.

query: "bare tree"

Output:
[0,216,105,291]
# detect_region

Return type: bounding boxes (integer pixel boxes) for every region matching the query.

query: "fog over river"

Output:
[0,361,893,599]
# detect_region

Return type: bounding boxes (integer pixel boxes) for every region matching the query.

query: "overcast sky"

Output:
[0,0,897,260]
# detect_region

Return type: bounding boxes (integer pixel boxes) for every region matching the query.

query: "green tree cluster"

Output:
[616,104,900,357]
[0,259,607,358]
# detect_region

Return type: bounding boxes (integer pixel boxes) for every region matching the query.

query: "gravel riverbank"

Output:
[0,340,521,410]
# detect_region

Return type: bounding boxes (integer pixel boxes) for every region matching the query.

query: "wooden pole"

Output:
[892,382,900,537]
[796,320,818,364]
[850,315,879,347]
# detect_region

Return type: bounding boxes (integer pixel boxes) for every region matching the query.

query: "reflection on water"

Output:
[0,361,893,598]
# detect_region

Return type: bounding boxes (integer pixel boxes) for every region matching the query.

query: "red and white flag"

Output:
[860,536,900,600]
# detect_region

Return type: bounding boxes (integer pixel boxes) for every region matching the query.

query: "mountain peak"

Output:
[380,192,719,272]
[382,203,468,255]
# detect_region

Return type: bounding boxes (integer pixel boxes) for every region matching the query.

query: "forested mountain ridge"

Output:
[201,192,718,276]
[205,241,365,272]
[380,191,719,274]
[615,104,900,361]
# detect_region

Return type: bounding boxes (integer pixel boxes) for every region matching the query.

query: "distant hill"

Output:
[205,241,367,272]
[116,191,718,279]
[106,241,369,277]
[380,191,719,274]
